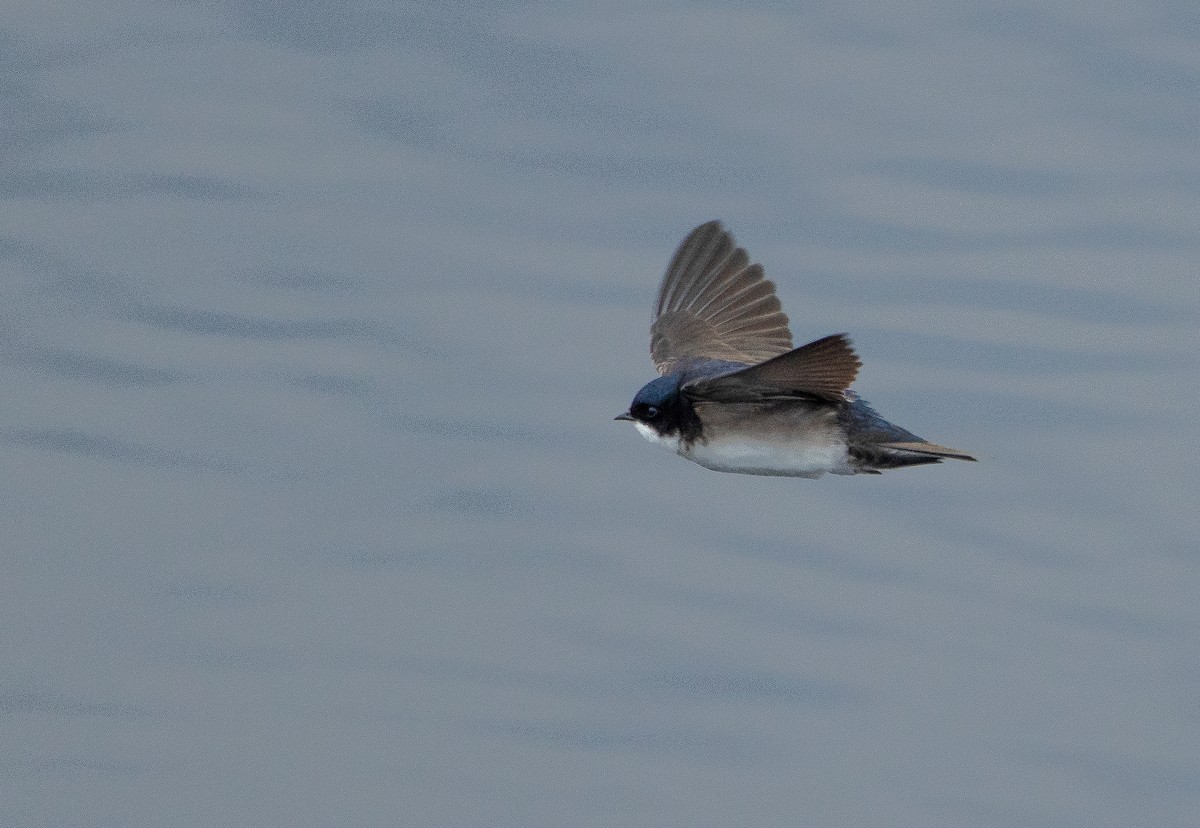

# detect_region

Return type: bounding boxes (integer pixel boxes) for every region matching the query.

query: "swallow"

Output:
[616,221,976,477]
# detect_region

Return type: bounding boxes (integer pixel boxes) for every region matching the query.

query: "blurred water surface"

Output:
[3,2,1199,826]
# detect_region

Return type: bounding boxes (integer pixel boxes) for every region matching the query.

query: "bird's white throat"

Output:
[634,421,681,453]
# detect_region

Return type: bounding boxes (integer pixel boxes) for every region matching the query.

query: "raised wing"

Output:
[650,221,793,374]
[685,333,862,404]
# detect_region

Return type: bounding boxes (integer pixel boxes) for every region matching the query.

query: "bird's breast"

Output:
[634,412,853,477]
[687,402,853,477]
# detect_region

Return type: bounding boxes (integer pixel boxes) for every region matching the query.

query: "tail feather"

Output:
[880,441,977,462]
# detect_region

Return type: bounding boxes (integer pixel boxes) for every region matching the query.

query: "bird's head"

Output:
[615,374,685,437]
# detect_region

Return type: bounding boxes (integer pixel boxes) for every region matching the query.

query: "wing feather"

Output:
[684,334,862,404]
[650,221,793,374]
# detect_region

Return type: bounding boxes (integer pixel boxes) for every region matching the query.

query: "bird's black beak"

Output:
[614,412,634,422]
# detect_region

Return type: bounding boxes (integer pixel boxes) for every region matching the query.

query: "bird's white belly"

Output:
[634,423,852,478]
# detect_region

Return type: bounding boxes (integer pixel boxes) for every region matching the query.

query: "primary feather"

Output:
[651,221,793,374]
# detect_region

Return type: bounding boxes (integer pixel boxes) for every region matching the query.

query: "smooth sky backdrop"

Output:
[4,2,1199,826]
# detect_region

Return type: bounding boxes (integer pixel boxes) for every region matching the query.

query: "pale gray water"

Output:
[3,2,1199,826]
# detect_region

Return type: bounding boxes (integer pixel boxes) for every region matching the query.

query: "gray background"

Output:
[4,2,1198,826]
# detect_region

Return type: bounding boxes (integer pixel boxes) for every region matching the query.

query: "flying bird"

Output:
[616,221,976,477]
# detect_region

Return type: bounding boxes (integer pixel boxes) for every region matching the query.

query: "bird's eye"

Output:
[644,405,659,419]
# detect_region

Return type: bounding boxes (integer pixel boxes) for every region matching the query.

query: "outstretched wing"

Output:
[685,333,862,404]
[650,221,793,374]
